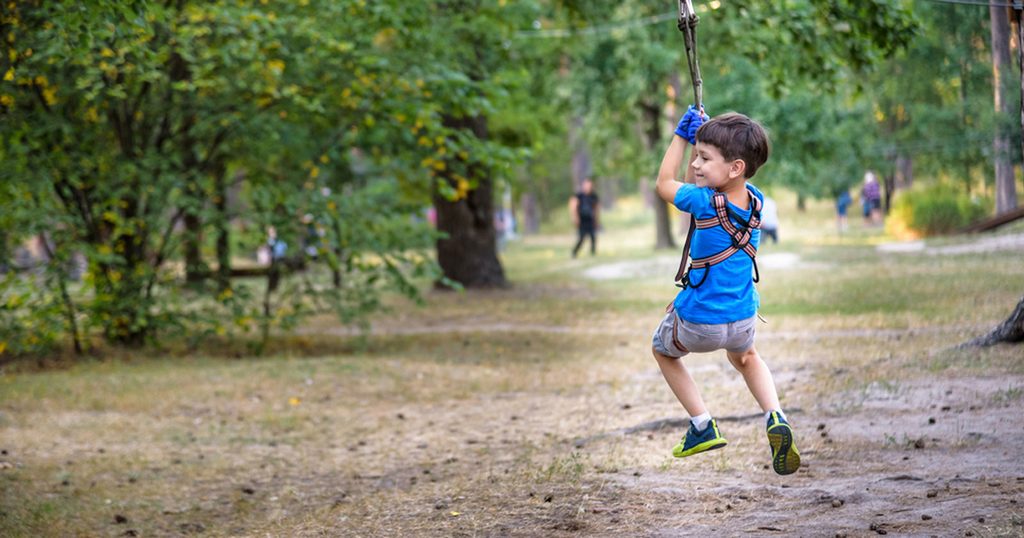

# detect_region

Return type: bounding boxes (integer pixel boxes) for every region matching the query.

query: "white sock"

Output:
[765,408,787,422]
[691,412,712,432]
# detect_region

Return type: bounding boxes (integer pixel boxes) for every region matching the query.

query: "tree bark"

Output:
[896,154,913,190]
[991,3,1018,214]
[213,164,231,292]
[569,115,591,191]
[642,97,675,250]
[518,192,540,235]
[1016,7,1024,182]
[882,172,896,214]
[961,295,1024,347]
[434,114,507,289]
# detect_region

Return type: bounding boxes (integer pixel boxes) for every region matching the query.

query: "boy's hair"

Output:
[695,112,770,178]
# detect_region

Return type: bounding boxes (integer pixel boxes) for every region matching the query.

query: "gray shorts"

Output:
[652,311,756,358]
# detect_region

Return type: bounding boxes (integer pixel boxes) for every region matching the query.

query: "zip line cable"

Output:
[514,11,675,39]
[515,0,1020,40]
[921,0,1021,7]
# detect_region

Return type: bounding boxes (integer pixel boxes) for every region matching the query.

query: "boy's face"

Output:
[692,143,744,189]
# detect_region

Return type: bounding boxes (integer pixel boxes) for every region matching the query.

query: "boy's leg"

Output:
[588,228,596,255]
[727,345,800,475]
[725,345,781,413]
[652,348,708,417]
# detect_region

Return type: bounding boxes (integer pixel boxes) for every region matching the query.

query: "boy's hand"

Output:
[674,105,708,145]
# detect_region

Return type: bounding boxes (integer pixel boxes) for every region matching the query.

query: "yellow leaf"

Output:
[0,342,6,355]
[42,87,57,105]
[0,94,12,107]
[289,397,301,406]
[417,136,432,147]
[85,106,99,122]
[319,154,329,164]
[3,68,13,81]
[309,165,320,179]
[100,47,115,58]
[449,511,460,517]
[266,59,285,74]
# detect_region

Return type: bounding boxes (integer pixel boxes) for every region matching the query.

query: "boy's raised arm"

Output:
[656,136,690,204]
[656,106,705,204]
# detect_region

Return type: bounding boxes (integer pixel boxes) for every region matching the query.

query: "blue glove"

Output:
[674,105,707,144]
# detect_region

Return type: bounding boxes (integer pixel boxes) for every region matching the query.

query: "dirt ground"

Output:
[2,209,1023,537]
[291,317,1024,538]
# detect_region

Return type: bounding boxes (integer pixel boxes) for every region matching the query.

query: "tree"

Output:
[961,295,1024,347]
[0,1,441,350]
[991,2,1019,214]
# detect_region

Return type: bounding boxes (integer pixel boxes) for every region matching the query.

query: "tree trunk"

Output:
[882,172,896,214]
[642,97,675,250]
[961,295,1024,347]
[519,192,540,234]
[1016,7,1024,181]
[213,165,230,292]
[796,194,806,212]
[434,114,506,288]
[569,115,591,191]
[183,199,206,284]
[896,154,913,190]
[991,3,1018,214]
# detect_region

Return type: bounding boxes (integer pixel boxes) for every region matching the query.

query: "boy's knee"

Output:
[652,347,676,363]
[728,347,757,369]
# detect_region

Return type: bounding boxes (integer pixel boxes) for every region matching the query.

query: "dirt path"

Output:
[579,374,1024,537]
[284,318,1024,537]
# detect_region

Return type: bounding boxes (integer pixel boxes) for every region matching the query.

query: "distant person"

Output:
[861,172,882,226]
[760,195,778,244]
[651,107,800,476]
[835,190,852,233]
[570,178,599,257]
[259,226,288,265]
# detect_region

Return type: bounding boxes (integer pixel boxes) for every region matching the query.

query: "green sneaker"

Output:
[672,419,728,458]
[766,411,800,475]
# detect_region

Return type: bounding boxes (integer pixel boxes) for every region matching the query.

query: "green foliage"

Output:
[890,185,991,236]
[0,272,66,357]
[0,0,513,352]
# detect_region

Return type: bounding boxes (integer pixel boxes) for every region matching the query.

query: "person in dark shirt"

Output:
[570,178,599,257]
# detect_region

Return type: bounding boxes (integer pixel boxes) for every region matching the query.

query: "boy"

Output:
[651,107,800,475]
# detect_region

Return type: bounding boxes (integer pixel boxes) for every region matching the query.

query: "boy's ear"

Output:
[730,159,747,179]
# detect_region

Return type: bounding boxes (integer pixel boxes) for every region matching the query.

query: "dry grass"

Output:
[2,194,1023,537]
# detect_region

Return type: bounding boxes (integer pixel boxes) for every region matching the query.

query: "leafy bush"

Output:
[889,186,991,236]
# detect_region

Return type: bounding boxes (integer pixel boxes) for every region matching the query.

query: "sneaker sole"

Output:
[673,438,728,458]
[767,424,800,475]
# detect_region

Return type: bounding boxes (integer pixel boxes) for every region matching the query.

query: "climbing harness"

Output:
[674,190,762,290]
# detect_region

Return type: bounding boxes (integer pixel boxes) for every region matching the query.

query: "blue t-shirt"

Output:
[672,183,763,324]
